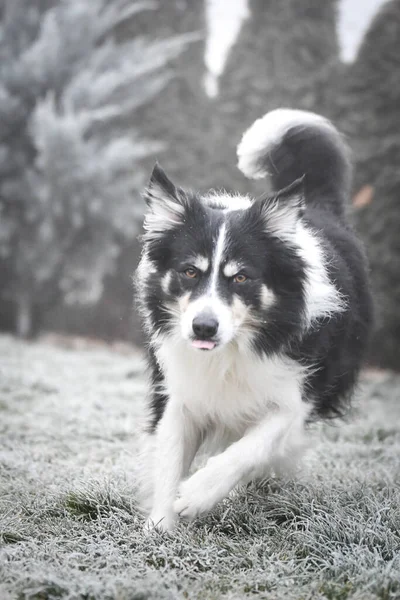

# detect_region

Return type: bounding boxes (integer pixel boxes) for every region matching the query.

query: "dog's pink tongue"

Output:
[192,339,216,350]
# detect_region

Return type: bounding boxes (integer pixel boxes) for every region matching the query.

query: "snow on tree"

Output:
[0,0,195,337]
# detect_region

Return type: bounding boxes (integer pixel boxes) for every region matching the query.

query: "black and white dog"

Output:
[136,109,372,532]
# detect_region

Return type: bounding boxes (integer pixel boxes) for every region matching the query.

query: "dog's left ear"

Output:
[254,176,305,240]
[143,163,188,236]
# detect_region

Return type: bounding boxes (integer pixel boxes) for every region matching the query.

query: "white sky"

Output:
[204,0,388,97]
[204,0,249,97]
[337,0,387,62]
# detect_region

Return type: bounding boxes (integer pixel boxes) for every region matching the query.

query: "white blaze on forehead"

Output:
[192,255,209,272]
[210,223,227,295]
[223,260,242,278]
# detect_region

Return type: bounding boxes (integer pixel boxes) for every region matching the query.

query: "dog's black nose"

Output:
[192,314,219,339]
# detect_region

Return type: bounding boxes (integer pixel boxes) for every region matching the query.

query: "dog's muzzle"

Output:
[191,312,219,350]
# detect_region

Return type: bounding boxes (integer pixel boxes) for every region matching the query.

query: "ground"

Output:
[0,334,399,600]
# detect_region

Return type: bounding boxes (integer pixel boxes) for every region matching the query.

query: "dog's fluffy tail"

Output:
[237,109,351,217]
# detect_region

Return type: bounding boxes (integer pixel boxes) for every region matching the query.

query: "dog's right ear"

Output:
[143,164,188,237]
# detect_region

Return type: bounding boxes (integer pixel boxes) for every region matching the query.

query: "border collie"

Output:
[135,109,372,532]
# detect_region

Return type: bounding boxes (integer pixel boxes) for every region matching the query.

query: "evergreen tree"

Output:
[338,0,400,369]
[0,0,192,337]
[123,0,208,190]
[85,0,207,342]
[212,0,340,196]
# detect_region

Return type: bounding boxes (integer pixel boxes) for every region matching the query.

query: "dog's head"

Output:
[137,164,308,354]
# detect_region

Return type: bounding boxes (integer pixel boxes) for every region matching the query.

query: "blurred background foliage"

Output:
[0,0,399,370]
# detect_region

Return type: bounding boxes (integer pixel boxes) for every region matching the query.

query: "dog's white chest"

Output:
[156,340,305,430]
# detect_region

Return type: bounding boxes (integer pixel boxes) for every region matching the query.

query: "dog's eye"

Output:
[184,267,198,279]
[233,273,247,283]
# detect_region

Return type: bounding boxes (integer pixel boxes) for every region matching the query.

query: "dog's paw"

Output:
[144,511,176,534]
[173,463,229,520]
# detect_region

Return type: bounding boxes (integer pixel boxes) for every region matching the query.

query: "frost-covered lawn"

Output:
[1,334,399,600]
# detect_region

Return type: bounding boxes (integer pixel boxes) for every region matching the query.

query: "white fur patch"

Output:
[135,251,157,335]
[237,108,335,180]
[203,192,252,211]
[223,260,242,278]
[260,284,275,309]
[210,223,226,295]
[161,271,172,294]
[144,181,186,241]
[157,338,310,433]
[261,196,304,242]
[192,255,209,272]
[144,204,184,241]
[295,222,346,324]
[178,293,191,312]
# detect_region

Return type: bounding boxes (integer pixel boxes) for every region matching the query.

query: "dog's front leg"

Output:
[145,400,199,532]
[174,408,306,521]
